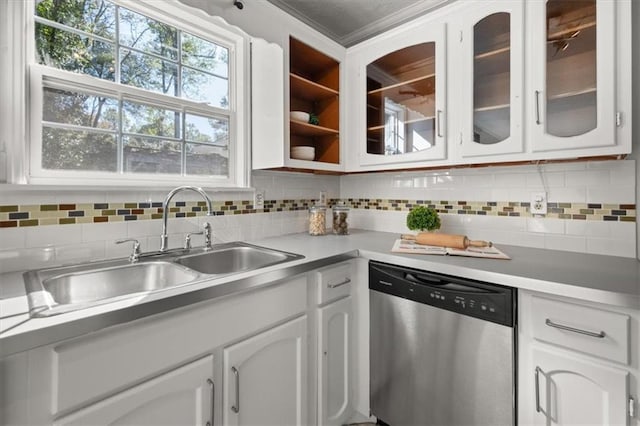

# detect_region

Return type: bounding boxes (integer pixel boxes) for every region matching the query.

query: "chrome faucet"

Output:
[160,186,214,252]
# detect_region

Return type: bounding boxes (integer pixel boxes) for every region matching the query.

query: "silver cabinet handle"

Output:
[436,110,444,138]
[535,90,541,125]
[328,278,351,289]
[231,366,240,413]
[206,378,214,426]
[534,366,542,413]
[545,318,606,338]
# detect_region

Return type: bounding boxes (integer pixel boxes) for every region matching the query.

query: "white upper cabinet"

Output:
[347,20,447,169]
[455,0,524,158]
[528,0,627,154]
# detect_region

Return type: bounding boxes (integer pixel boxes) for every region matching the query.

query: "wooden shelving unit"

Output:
[289,37,340,165]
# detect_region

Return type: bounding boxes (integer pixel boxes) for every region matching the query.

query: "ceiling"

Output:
[266,0,455,47]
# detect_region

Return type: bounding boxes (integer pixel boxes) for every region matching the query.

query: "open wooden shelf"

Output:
[289,36,340,165]
[289,73,338,101]
[291,120,339,137]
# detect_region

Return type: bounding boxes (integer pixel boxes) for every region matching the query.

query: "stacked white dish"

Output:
[291,146,315,161]
[290,111,310,123]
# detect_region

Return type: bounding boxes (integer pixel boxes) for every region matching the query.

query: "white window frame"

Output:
[5,0,250,188]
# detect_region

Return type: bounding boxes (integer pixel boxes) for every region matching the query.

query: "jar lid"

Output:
[310,205,326,212]
[332,202,349,212]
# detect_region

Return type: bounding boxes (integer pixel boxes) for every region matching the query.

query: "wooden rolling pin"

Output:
[401,233,492,249]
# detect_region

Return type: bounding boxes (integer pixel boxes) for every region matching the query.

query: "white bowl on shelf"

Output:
[291,146,315,161]
[290,111,310,123]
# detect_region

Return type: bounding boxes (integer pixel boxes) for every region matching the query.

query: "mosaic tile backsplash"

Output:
[0,198,635,228]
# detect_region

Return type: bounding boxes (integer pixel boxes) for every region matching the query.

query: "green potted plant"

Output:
[406,205,441,232]
[308,112,320,125]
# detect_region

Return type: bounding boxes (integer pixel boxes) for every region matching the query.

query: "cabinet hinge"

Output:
[459,31,463,43]
[616,112,622,127]
[630,397,636,418]
[459,132,463,145]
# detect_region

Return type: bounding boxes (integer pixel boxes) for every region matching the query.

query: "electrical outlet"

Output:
[254,189,265,209]
[530,192,547,215]
[319,190,327,206]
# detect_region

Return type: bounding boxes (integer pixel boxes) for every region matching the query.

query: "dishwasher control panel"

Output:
[369,261,515,327]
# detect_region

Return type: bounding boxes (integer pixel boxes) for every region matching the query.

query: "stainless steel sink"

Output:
[23,242,304,317]
[175,242,304,275]
[24,259,200,317]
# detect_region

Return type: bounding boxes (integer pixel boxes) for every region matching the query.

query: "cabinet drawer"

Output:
[531,296,629,364]
[316,262,352,305]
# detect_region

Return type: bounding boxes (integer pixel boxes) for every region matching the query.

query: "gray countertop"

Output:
[1,230,639,358]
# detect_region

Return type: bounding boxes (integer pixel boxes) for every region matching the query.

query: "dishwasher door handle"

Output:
[404,273,495,293]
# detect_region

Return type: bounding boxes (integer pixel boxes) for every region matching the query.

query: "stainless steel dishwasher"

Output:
[369,261,517,426]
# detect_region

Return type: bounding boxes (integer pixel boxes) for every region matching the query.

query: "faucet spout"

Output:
[160,186,214,252]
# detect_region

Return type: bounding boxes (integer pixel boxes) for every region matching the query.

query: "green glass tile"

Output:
[620,216,636,222]
[19,219,39,227]
[40,204,59,211]
[0,206,19,213]
[579,209,594,215]
[124,203,138,209]
[102,209,116,216]
[558,203,572,208]
[59,218,76,225]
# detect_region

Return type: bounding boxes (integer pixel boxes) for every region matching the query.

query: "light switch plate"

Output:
[530,192,547,215]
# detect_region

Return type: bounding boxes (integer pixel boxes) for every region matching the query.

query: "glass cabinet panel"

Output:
[473,12,510,145]
[545,0,596,137]
[366,43,437,156]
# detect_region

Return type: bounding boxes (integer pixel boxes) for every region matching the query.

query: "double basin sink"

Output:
[23,242,304,317]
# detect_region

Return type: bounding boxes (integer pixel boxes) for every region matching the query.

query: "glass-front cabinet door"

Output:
[457,1,524,157]
[530,0,616,152]
[359,23,446,166]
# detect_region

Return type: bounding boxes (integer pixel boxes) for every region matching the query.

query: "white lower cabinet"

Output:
[0,261,363,426]
[519,290,638,426]
[531,347,628,426]
[222,316,307,426]
[317,296,352,426]
[55,355,215,426]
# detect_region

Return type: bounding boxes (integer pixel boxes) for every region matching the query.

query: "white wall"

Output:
[342,160,636,258]
[0,172,339,284]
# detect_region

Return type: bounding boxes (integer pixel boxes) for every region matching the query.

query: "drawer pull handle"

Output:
[535,90,542,125]
[206,378,214,426]
[534,366,542,413]
[545,318,606,338]
[328,278,351,289]
[231,366,240,413]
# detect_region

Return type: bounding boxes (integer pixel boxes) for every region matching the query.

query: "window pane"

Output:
[35,26,116,80]
[120,48,178,95]
[118,7,177,60]
[35,0,116,39]
[42,127,117,171]
[122,101,180,138]
[182,67,228,108]
[43,87,118,130]
[182,32,228,78]
[186,144,228,176]
[185,114,228,145]
[123,136,182,174]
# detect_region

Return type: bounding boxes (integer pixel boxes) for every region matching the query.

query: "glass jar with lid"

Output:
[332,203,349,235]
[308,205,327,236]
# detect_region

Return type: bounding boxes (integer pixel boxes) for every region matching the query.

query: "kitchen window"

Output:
[8,0,248,187]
